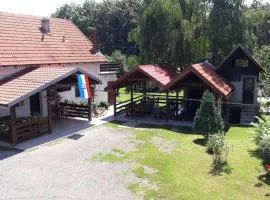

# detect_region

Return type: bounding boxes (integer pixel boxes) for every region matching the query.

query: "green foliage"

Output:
[251,116,270,145]
[107,50,139,71]
[209,0,245,64]
[53,0,143,55]
[254,45,270,95]
[135,0,209,72]
[258,135,270,155]
[207,133,232,175]
[98,101,109,110]
[193,90,224,135]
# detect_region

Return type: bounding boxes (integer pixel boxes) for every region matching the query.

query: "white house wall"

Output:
[229,77,259,104]
[0,98,31,118]
[61,63,117,104]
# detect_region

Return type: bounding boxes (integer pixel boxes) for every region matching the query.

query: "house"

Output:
[0,12,117,144]
[108,45,262,125]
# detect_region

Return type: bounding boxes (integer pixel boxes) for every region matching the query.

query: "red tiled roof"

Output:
[0,12,106,66]
[0,66,101,107]
[109,65,173,88]
[167,63,233,98]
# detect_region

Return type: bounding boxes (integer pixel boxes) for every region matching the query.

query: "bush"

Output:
[258,135,270,155]
[207,132,232,175]
[98,101,109,110]
[251,116,270,145]
[193,90,224,136]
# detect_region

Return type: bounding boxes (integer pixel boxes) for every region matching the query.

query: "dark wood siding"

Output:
[217,48,260,82]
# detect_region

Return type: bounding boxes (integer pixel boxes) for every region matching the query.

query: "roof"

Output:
[217,44,263,71]
[0,12,106,66]
[109,65,173,89]
[167,63,233,98]
[0,66,101,107]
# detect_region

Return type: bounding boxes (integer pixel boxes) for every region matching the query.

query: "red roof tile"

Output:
[109,65,173,88]
[167,63,233,98]
[0,12,106,66]
[0,66,100,107]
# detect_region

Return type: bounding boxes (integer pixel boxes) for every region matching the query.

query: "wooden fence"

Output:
[58,103,90,119]
[15,117,49,143]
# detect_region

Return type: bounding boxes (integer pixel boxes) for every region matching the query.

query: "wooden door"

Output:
[242,77,255,104]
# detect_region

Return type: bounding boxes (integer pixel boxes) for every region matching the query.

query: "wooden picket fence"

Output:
[58,103,90,119]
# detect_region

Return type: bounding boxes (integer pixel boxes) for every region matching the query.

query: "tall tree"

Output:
[209,0,245,64]
[136,0,186,72]
[52,0,143,55]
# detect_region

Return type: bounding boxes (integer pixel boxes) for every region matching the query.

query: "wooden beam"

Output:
[10,106,17,145]
[47,91,53,134]
[88,98,92,122]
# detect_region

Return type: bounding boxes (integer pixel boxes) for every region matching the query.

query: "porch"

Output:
[0,66,101,145]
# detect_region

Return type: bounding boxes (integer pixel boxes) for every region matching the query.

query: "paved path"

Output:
[0,125,139,200]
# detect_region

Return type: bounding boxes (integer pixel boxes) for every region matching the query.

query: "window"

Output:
[56,86,71,92]
[235,59,248,68]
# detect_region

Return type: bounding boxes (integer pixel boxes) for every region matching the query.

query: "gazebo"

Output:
[108,62,233,122]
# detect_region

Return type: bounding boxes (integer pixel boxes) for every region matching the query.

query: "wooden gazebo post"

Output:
[131,83,134,113]
[176,90,179,118]
[166,90,169,121]
[114,89,117,118]
[10,106,17,145]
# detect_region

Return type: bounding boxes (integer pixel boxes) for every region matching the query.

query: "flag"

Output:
[77,74,92,99]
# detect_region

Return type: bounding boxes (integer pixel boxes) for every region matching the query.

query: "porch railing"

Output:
[15,117,49,143]
[58,103,90,119]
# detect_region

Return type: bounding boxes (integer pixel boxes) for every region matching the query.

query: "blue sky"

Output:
[0,0,262,17]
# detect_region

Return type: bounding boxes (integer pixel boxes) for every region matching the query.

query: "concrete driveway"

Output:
[0,125,139,200]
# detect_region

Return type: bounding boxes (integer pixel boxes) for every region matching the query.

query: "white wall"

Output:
[229,76,259,104]
[40,90,48,117]
[0,66,27,80]
[62,63,117,104]
[0,99,31,118]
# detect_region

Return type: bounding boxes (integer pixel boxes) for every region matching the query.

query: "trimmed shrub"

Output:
[258,135,270,155]
[193,90,224,136]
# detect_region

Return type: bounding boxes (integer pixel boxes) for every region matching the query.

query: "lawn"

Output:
[92,122,270,200]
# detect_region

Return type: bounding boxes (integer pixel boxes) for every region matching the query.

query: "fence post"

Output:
[47,91,53,134]
[10,106,17,145]
[131,84,134,114]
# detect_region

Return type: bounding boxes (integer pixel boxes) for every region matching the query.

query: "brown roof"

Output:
[167,63,233,98]
[0,12,106,66]
[0,66,101,107]
[109,65,173,89]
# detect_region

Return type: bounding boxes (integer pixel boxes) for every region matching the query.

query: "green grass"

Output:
[93,123,270,200]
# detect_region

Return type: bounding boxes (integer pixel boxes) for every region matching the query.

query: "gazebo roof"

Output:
[109,65,173,89]
[166,63,233,98]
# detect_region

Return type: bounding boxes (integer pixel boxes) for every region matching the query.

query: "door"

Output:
[242,77,255,104]
[30,93,41,116]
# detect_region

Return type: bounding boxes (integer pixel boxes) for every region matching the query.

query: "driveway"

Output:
[0,125,139,200]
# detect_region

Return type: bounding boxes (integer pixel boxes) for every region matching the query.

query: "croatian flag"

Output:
[77,74,92,99]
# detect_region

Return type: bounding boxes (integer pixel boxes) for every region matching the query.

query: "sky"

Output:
[0,0,266,17]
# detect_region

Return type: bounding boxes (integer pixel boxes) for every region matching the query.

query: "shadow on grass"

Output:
[193,138,206,147]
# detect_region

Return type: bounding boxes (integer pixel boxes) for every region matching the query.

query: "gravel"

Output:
[0,125,141,200]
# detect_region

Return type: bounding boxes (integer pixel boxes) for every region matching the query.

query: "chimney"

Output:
[41,17,50,34]
[89,27,99,54]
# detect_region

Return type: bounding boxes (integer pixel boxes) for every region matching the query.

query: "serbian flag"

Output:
[77,74,92,99]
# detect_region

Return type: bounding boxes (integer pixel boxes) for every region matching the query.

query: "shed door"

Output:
[242,77,255,104]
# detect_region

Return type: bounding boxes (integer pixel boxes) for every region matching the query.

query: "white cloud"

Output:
[0,0,100,17]
[0,0,267,17]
